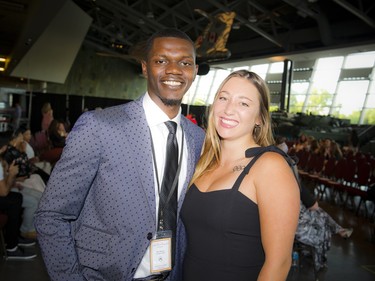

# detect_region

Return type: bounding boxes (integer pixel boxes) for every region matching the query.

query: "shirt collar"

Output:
[143,92,182,127]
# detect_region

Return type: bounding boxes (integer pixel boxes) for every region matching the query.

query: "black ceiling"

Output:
[1,0,375,69]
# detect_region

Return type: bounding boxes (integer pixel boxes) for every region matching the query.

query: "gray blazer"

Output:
[35,95,205,281]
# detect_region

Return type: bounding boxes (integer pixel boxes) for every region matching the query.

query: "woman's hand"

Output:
[8,160,19,177]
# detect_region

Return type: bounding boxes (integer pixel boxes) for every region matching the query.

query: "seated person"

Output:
[276,136,353,271]
[19,125,52,175]
[20,126,36,161]
[297,185,353,271]
[3,127,49,184]
[2,130,46,239]
[0,157,37,259]
[47,119,68,148]
[12,181,44,240]
[41,102,54,133]
[37,120,67,169]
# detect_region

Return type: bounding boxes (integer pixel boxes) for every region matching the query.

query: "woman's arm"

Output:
[0,161,19,196]
[254,152,300,281]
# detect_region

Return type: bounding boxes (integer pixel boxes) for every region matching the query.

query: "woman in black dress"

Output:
[181,70,300,281]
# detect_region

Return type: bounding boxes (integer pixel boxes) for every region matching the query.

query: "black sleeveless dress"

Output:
[180,147,274,281]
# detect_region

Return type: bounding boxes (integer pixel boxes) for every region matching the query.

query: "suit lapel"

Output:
[177,118,197,214]
[123,98,157,224]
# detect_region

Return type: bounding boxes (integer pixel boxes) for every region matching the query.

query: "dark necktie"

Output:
[158,121,178,267]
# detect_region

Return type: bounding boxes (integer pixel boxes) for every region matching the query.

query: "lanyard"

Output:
[149,124,184,211]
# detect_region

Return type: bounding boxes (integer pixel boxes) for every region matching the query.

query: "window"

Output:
[344,51,375,69]
[290,82,309,113]
[333,81,369,124]
[269,62,284,73]
[185,51,375,124]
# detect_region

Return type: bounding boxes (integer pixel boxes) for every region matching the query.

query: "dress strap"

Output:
[245,145,294,167]
[231,147,266,191]
[232,145,300,191]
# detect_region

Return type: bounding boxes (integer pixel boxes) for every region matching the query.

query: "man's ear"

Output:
[141,60,148,78]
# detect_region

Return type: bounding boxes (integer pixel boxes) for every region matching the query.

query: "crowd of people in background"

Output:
[0,101,69,260]
[290,132,358,161]
[275,136,354,272]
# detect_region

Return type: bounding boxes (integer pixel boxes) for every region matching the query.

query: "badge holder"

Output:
[150,230,172,274]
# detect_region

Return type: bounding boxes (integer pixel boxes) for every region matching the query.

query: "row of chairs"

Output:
[294,149,375,218]
[291,149,374,279]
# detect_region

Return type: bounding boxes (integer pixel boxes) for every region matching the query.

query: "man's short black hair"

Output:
[143,28,195,60]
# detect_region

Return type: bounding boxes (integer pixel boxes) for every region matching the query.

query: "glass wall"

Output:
[183,51,375,125]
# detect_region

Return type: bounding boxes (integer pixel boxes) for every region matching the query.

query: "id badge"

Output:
[150,230,172,273]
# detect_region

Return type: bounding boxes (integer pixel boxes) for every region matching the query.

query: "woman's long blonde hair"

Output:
[190,70,274,185]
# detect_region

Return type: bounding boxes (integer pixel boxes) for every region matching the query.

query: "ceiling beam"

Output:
[332,0,375,29]
[247,0,291,29]
[282,0,334,46]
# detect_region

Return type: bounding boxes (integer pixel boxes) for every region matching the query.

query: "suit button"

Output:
[147,232,152,240]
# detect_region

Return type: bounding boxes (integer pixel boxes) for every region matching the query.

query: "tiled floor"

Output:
[1,198,374,281]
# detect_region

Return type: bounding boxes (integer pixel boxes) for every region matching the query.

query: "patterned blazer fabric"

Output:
[35,96,205,281]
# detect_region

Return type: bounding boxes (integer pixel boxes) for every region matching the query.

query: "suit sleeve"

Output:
[35,111,101,281]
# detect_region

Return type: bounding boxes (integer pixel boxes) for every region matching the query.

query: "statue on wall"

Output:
[194,9,236,62]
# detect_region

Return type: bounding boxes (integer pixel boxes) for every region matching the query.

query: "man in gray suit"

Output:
[35,28,205,281]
